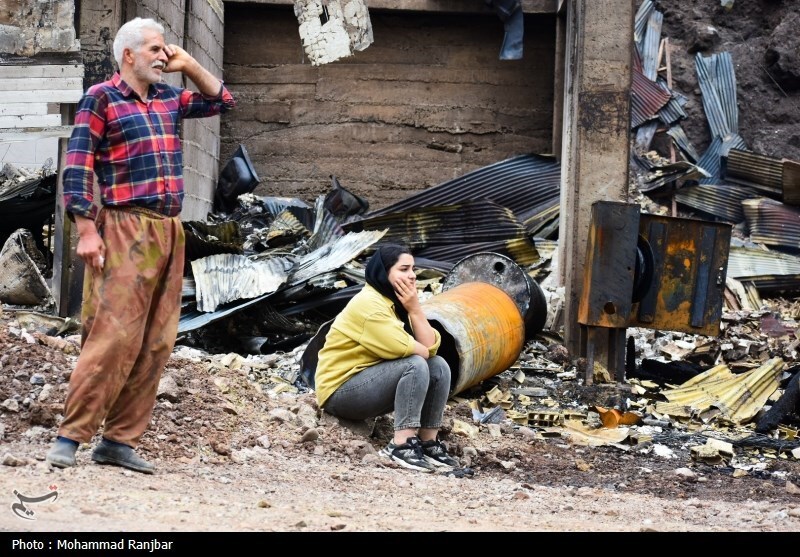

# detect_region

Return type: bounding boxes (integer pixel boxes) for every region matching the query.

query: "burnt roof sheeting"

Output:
[657,96,687,127]
[415,238,541,268]
[191,253,290,312]
[631,69,672,129]
[667,125,700,163]
[742,197,800,249]
[695,52,739,138]
[640,161,711,192]
[784,160,800,206]
[287,229,387,285]
[656,357,784,425]
[635,120,659,152]
[347,200,528,250]
[722,149,784,198]
[727,244,800,293]
[634,0,655,53]
[364,154,561,225]
[641,9,663,81]
[698,134,747,184]
[307,196,345,252]
[675,183,760,224]
[178,292,274,334]
[523,202,560,239]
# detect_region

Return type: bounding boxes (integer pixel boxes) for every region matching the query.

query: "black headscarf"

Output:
[365,244,413,333]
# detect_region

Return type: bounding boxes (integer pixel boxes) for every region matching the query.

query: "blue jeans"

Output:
[323,355,451,430]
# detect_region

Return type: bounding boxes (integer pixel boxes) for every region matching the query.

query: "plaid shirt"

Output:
[63,73,236,219]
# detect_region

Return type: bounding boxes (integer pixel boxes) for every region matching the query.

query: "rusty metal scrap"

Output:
[742,197,800,250]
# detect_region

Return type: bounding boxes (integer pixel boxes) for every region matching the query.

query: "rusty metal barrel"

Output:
[422,280,526,396]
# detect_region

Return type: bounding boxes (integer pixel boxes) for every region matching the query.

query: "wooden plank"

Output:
[242,0,557,13]
[0,77,84,92]
[0,90,83,103]
[0,103,50,116]
[0,115,62,128]
[0,64,84,79]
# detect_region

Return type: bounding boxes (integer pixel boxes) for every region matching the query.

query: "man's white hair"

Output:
[112,17,165,68]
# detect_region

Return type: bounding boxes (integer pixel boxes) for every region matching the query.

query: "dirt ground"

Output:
[1,309,799,534]
[3,0,800,537]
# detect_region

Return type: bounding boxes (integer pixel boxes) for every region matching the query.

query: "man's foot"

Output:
[46,437,79,468]
[91,439,155,474]
[420,438,460,469]
[379,436,436,473]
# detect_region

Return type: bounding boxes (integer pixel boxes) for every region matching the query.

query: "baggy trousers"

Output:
[58,206,185,447]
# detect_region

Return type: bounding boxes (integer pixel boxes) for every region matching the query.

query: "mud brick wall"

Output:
[221,4,556,211]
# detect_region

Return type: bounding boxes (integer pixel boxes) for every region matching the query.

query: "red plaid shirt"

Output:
[63,73,235,219]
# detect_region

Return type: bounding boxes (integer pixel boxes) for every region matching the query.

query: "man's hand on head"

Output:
[162,44,195,74]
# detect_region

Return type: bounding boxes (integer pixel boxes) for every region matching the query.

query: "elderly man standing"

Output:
[46,17,236,473]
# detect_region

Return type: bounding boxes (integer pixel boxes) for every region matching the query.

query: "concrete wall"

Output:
[182,0,226,221]
[222,3,556,211]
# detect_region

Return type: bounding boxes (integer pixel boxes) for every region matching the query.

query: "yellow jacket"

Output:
[315,284,441,408]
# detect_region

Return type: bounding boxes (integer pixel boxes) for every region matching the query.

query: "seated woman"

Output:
[314,244,460,472]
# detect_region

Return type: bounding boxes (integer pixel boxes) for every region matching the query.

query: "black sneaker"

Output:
[379,436,436,473]
[421,439,460,469]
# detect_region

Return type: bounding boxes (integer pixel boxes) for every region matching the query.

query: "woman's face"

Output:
[387,253,416,285]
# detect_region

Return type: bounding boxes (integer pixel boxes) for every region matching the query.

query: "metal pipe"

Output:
[422,281,526,396]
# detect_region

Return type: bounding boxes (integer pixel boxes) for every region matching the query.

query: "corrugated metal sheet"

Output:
[727,244,800,292]
[634,0,655,53]
[698,134,747,184]
[695,52,738,138]
[307,196,345,251]
[344,201,539,265]
[191,253,290,312]
[675,183,760,224]
[639,160,711,192]
[635,120,659,152]
[784,159,800,206]
[655,358,784,425]
[722,149,783,197]
[416,237,541,268]
[365,154,561,225]
[631,69,672,129]
[287,229,386,284]
[642,9,663,81]
[667,125,699,163]
[742,197,800,249]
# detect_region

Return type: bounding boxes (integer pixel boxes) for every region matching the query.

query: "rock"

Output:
[210,437,231,456]
[686,21,720,54]
[27,404,57,427]
[268,408,296,423]
[29,373,46,385]
[452,419,479,439]
[299,428,319,443]
[37,383,53,403]
[256,434,271,449]
[157,375,180,402]
[1,399,19,412]
[2,453,27,466]
[675,467,697,479]
[546,343,571,365]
